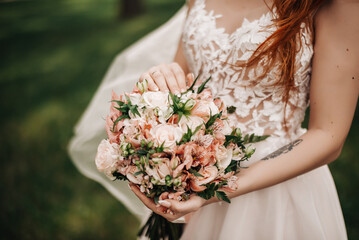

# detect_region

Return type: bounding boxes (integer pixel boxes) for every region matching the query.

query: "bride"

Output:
[69,0,358,239]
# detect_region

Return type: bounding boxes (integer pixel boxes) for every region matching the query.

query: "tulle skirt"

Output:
[181,136,347,240]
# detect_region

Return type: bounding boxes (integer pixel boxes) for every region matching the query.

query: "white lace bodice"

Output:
[182,0,314,139]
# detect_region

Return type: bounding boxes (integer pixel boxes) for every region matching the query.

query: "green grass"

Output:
[0,0,358,239]
[0,0,184,239]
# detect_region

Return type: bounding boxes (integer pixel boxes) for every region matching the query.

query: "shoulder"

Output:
[315,0,359,41]
[187,0,196,9]
[314,0,359,61]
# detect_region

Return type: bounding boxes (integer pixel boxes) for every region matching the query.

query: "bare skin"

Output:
[131,0,359,223]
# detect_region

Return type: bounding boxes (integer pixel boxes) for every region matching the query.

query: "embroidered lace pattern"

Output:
[182,0,314,139]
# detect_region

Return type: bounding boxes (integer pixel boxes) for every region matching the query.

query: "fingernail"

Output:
[191,73,195,79]
[165,89,169,93]
[154,87,159,91]
[174,90,180,95]
[158,200,171,208]
[181,88,186,93]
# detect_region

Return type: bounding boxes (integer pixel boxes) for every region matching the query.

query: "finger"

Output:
[141,73,159,91]
[129,184,157,210]
[150,68,169,92]
[186,73,195,87]
[159,66,181,95]
[170,63,187,92]
[129,184,171,218]
[163,197,202,214]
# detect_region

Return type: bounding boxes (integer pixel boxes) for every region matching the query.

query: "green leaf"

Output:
[188,168,204,177]
[187,75,200,92]
[112,114,130,130]
[227,105,236,114]
[124,94,132,105]
[197,76,211,94]
[216,191,231,203]
[133,171,145,177]
[135,149,148,156]
[224,159,239,173]
[130,105,141,117]
[112,172,127,181]
[205,111,222,130]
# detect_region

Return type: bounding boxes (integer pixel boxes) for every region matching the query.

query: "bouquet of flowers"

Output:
[95,77,268,239]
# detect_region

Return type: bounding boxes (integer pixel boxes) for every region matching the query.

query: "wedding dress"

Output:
[68,0,347,239]
[180,0,347,239]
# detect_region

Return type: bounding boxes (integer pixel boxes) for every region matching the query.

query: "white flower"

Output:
[155,107,174,123]
[178,115,205,133]
[136,79,148,93]
[150,124,183,150]
[142,91,169,108]
[128,93,142,106]
[215,145,233,170]
[95,139,121,180]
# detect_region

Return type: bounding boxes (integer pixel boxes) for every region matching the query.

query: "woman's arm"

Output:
[130,0,359,221]
[205,0,359,203]
[201,0,358,203]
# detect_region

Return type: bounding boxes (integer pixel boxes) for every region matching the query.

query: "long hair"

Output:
[244,0,327,124]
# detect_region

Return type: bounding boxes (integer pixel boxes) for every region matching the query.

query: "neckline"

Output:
[197,0,273,37]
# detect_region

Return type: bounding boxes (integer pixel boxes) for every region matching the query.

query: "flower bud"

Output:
[183,99,196,111]
[141,139,146,148]
[165,175,172,186]
[129,149,135,154]
[120,142,129,152]
[245,146,255,157]
[136,79,148,93]
[147,141,154,148]
[235,128,242,137]
[140,156,147,165]
[173,177,182,186]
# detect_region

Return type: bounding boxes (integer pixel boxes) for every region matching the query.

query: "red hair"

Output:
[243,0,327,126]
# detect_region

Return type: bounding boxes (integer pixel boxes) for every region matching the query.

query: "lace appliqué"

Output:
[182,0,313,139]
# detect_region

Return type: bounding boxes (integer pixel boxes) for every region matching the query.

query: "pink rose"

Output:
[150,124,183,151]
[95,139,121,180]
[191,100,219,119]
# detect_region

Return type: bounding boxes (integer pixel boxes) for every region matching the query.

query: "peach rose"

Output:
[150,124,183,150]
[191,100,219,119]
[95,139,121,180]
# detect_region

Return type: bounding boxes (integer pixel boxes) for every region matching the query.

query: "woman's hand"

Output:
[129,183,207,222]
[139,63,194,94]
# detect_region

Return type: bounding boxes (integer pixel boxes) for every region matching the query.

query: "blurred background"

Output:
[0,0,357,239]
